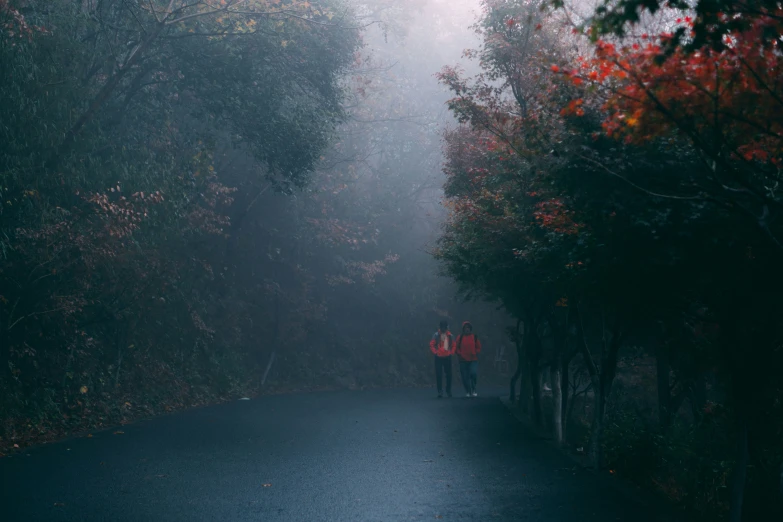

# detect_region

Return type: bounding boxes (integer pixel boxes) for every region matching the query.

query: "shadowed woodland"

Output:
[1,1,783,521]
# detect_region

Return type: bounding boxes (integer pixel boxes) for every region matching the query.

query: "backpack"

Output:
[456,333,478,355]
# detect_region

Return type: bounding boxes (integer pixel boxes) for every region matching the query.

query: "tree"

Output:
[570,0,783,51]
[0,0,361,443]
[561,17,783,249]
[552,11,783,518]
[436,5,783,497]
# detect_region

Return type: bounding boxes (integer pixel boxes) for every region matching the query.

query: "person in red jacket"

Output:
[429,320,454,398]
[455,321,482,397]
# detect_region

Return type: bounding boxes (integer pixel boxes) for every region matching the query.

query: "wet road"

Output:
[1,388,669,521]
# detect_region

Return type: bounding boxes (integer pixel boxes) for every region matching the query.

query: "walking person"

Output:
[456,321,481,397]
[430,320,454,398]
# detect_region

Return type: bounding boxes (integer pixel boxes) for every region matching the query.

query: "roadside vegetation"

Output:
[434,1,783,520]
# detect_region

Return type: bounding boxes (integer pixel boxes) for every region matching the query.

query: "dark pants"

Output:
[434,356,452,396]
[459,360,478,394]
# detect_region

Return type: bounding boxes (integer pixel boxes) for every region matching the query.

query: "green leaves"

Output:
[0,0,361,447]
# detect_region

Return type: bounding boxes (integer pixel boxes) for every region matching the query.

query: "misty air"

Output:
[1,1,782,521]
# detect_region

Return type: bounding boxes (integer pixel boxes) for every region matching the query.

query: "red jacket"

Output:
[455,332,481,361]
[430,330,454,357]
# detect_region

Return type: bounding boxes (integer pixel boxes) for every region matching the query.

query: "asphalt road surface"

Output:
[1,388,670,522]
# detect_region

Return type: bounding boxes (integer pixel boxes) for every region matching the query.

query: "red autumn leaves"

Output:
[551,17,783,167]
[442,4,782,244]
[532,198,582,236]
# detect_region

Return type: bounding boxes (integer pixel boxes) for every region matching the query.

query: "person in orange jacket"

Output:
[455,321,482,397]
[429,320,454,398]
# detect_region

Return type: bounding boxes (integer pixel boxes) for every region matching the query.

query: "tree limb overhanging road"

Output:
[1,389,669,522]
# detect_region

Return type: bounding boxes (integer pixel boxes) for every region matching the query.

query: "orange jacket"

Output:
[430,330,454,357]
[455,333,481,361]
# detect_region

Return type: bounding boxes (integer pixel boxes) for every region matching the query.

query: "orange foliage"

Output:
[562,15,783,167]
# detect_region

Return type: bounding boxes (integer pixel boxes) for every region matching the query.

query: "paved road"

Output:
[1,388,667,522]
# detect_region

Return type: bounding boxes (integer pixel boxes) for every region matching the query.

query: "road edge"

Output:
[499,397,692,522]
[1,384,437,457]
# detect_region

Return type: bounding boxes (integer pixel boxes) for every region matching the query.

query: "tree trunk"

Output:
[592,325,622,469]
[0,327,10,379]
[566,370,581,428]
[509,319,524,403]
[525,316,543,425]
[720,312,751,522]
[589,374,604,468]
[690,373,707,420]
[576,303,603,468]
[530,355,542,425]
[779,461,783,508]
[656,340,672,430]
[589,377,613,469]
[521,319,536,414]
[261,352,276,386]
[547,308,571,444]
[551,356,564,445]
[729,409,749,522]
[560,354,570,436]
[579,305,623,469]
[509,345,523,403]
[519,346,530,413]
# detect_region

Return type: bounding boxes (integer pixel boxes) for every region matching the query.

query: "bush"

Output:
[603,403,734,521]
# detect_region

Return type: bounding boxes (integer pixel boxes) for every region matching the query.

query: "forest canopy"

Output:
[1,0,500,451]
[435,1,783,520]
[1,0,363,441]
[1,1,782,521]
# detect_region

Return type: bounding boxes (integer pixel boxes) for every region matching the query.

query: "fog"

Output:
[0,0,510,438]
[218,0,511,389]
[2,2,782,521]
